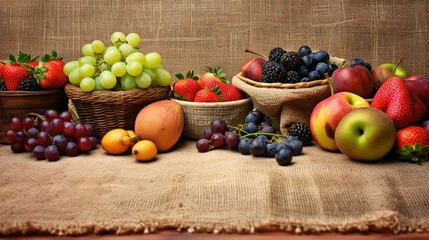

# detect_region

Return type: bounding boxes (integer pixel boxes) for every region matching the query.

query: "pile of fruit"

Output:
[2,38,429,167]
[3,109,97,161]
[195,110,312,166]
[310,56,429,164]
[241,46,340,83]
[101,99,184,162]
[63,32,172,92]
[0,51,68,91]
[172,67,245,102]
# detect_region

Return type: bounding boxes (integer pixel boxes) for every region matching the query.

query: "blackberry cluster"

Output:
[261,61,286,83]
[0,81,6,91]
[281,51,302,70]
[261,46,339,84]
[18,76,39,91]
[288,122,312,146]
[268,47,287,63]
[284,71,300,84]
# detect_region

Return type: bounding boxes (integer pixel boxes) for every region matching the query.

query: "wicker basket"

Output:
[65,84,170,140]
[172,98,253,140]
[0,89,68,144]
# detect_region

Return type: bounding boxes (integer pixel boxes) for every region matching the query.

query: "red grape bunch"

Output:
[4,109,98,161]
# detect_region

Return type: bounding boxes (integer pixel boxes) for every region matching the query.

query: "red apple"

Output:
[404,75,429,111]
[404,75,427,81]
[310,92,371,151]
[330,65,375,99]
[241,57,266,82]
[372,62,408,87]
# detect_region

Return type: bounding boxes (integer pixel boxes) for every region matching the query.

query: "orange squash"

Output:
[134,100,184,152]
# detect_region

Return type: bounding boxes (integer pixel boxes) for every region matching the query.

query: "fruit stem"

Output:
[325,73,334,96]
[26,112,46,121]
[244,49,268,60]
[393,59,403,74]
[240,131,288,139]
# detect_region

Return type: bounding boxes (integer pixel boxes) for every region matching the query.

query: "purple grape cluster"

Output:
[196,119,241,152]
[195,110,304,166]
[4,109,97,161]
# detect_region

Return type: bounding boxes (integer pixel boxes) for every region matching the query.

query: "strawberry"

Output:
[172,70,201,101]
[217,82,245,101]
[198,67,228,88]
[0,52,34,91]
[371,77,427,129]
[31,50,68,89]
[194,87,223,102]
[396,125,429,164]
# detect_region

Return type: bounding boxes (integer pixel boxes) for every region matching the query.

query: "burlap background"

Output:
[1,0,428,79]
[1,142,429,236]
[1,0,429,236]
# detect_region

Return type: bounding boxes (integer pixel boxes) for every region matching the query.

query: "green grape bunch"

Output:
[63,32,172,92]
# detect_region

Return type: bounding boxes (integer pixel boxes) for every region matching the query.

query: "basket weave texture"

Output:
[232,56,346,135]
[172,98,253,139]
[65,84,170,139]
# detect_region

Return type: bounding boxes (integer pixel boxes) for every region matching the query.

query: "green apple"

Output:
[334,107,396,161]
[371,61,408,87]
[310,92,371,151]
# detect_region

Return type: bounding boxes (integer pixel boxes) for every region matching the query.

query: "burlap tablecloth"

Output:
[0,139,428,236]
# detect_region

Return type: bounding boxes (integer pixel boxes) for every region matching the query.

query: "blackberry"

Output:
[261,61,287,83]
[283,71,300,84]
[268,47,287,63]
[18,76,39,91]
[280,51,302,70]
[288,122,312,146]
[0,81,6,91]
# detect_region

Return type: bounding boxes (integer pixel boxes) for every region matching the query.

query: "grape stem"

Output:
[26,112,46,121]
[240,132,288,139]
[227,124,288,139]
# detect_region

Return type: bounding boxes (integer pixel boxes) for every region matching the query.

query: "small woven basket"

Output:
[172,98,253,140]
[65,84,170,140]
[231,56,346,135]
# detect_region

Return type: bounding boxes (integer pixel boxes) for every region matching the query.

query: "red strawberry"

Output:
[32,50,68,89]
[172,71,201,101]
[194,87,222,102]
[371,77,427,129]
[396,125,429,164]
[0,52,34,91]
[198,67,227,88]
[218,82,245,101]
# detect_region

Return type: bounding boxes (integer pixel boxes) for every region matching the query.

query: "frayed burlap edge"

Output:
[1,213,428,236]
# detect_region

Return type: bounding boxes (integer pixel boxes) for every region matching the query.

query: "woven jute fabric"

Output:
[1,0,429,79]
[0,141,428,236]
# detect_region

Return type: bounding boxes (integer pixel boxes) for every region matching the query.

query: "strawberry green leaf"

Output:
[173,92,188,101]
[206,66,228,83]
[175,73,185,79]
